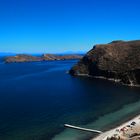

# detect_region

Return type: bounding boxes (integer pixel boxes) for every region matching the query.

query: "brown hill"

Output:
[70,40,140,86]
[5,54,82,63]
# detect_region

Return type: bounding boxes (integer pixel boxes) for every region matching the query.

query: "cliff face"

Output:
[70,40,140,86]
[5,54,82,63]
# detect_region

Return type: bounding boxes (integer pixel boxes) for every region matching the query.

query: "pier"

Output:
[64,124,103,134]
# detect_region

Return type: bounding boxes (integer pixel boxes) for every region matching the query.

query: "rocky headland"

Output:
[70,40,140,87]
[5,54,83,63]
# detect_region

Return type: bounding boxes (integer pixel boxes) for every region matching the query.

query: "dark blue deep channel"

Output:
[0,60,140,140]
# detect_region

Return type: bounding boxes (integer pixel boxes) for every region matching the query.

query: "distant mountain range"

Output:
[0,53,16,56]
[59,51,86,55]
[0,51,85,56]
[4,54,83,63]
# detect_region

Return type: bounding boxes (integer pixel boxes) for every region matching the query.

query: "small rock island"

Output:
[5,54,83,63]
[70,40,140,87]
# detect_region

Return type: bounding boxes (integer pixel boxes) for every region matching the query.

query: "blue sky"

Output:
[0,0,140,53]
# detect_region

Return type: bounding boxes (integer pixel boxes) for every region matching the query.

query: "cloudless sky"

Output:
[0,0,140,53]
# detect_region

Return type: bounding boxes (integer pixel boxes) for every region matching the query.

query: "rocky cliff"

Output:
[70,40,140,86]
[5,54,82,63]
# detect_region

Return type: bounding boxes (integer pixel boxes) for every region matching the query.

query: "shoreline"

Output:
[92,114,140,140]
[75,74,140,87]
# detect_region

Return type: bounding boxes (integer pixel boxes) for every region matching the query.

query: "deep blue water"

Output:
[0,60,140,140]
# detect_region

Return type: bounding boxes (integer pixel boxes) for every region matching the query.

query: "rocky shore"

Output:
[70,40,140,87]
[4,54,83,63]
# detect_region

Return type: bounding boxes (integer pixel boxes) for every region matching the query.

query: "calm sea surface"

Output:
[0,60,140,140]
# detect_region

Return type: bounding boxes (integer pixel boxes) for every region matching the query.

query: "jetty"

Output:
[64,124,103,134]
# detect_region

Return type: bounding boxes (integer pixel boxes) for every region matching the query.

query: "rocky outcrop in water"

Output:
[5,54,42,63]
[42,54,82,60]
[70,40,140,87]
[5,54,82,63]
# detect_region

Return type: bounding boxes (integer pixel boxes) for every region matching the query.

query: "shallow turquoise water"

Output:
[0,60,139,140]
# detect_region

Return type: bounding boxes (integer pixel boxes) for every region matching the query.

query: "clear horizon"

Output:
[0,50,86,55]
[0,0,140,53]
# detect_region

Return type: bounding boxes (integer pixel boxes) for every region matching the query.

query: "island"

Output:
[69,40,140,87]
[4,54,83,63]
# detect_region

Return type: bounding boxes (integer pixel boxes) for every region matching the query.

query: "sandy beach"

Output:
[92,115,140,140]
